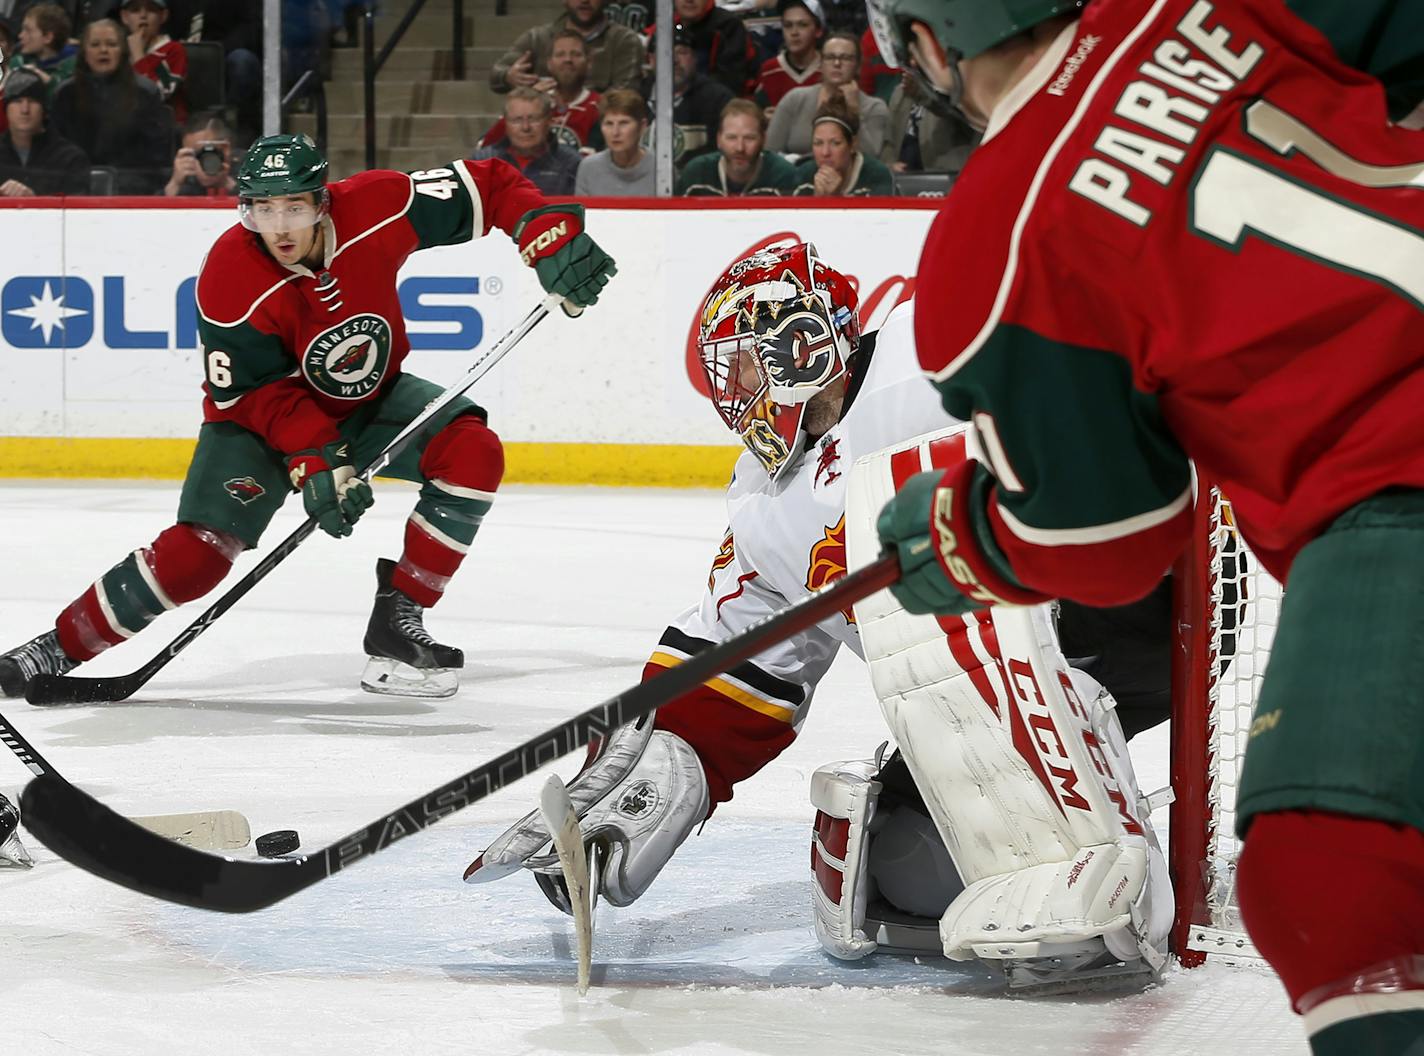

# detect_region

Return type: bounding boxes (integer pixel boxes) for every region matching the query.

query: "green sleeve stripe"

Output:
[941,323,1192,536]
[405,163,483,250]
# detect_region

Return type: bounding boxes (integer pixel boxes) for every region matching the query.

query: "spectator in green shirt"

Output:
[9,3,77,103]
[678,98,797,197]
[792,96,893,197]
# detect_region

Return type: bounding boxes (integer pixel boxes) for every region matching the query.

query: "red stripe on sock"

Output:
[394,518,468,607]
[56,585,126,661]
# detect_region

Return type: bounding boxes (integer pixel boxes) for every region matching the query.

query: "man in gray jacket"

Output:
[491,0,645,95]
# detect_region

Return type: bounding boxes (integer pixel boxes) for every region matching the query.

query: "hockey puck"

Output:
[255,829,301,858]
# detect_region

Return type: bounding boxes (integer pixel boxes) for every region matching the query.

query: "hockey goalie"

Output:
[465,242,1174,987]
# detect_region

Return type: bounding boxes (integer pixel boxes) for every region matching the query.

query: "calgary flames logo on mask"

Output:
[806,515,854,624]
[756,308,840,398]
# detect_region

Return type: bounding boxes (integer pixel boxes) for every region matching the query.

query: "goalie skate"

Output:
[361,558,462,699]
[0,793,35,868]
[1000,939,1161,995]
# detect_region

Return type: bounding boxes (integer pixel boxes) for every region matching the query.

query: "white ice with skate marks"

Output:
[0,482,1302,1055]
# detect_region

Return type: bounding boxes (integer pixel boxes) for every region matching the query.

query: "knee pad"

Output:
[155,524,244,604]
[420,414,504,494]
[1238,810,1424,1012]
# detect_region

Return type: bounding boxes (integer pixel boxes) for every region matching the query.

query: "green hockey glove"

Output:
[287,441,374,538]
[514,203,617,310]
[876,469,980,616]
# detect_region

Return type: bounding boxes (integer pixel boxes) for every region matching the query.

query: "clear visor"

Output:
[239,194,326,234]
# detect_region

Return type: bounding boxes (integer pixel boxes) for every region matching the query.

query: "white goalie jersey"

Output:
[647,300,950,768]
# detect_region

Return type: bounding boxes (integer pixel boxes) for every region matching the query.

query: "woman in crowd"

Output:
[792,97,893,197]
[764,29,887,158]
[50,17,175,195]
[575,89,654,196]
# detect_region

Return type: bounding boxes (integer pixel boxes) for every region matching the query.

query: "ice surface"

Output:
[0,482,1302,1055]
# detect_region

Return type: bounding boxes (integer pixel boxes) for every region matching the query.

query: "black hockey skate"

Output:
[0,792,35,868]
[361,558,463,698]
[0,630,77,699]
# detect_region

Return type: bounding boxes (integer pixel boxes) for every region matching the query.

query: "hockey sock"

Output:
[56,524,244,661]
[396,415,502,608]
[1237,810,1424,1054]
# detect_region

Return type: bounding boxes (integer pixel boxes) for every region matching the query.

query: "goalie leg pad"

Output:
[810,759,881,960]
[844,432,1169,978]
[810,753,966,961]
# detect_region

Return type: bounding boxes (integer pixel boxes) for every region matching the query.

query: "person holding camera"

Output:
[163,110,236,197]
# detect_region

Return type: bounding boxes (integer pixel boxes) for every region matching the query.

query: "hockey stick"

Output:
[539,774,595,994]
[17,553,900,912]
[1,709,251,850]
[26,295,561,707]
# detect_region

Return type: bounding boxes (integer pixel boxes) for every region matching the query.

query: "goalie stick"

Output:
[1,709,251,851]
[25,294,562,708]
[17,553,900,912]
[539,774,599,995]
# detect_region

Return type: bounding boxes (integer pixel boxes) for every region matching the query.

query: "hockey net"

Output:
[1169,484,1283,966]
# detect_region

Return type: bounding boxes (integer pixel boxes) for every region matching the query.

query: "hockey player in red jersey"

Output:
[0,133,615,701]
[865,0,1424,1050]
[466,242,1179,989]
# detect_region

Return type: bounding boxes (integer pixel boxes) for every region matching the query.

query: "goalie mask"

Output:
[698,242,861,479]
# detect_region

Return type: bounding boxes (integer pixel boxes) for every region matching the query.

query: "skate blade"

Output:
[360,657,458,699]
[1002,954,1158,995]
[0,833,35,869]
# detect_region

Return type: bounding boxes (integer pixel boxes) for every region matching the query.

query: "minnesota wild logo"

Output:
[302,314,392,399]
[224,476,266,505]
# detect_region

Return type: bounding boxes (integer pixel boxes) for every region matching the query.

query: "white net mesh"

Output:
[1199,489,1283,951]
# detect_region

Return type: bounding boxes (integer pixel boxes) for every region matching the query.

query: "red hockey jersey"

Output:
[195,159,546,456]
[914,0,1424,601]
[754,54,821,108]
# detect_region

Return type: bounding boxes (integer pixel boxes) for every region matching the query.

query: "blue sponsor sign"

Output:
[1,274,495,352]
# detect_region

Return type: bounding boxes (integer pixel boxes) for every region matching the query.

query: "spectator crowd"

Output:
[482,0,978,198]
[0,0,976,200]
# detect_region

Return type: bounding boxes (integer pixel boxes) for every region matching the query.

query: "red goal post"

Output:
[1169,483,1284,965]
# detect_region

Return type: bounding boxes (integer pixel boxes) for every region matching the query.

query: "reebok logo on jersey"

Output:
[1047,34,1101,96]
[301,314,392,400]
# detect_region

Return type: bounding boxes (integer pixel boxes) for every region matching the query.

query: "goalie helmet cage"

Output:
[1169,483,1283,966]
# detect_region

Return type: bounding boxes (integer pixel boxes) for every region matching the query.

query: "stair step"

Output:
[321,79,507,117]
[328,45,507,80]
[355,10,553,48]
[290,112,495,147]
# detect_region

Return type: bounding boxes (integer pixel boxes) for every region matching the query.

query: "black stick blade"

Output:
[19,774,317,912]
[26,674,140,706]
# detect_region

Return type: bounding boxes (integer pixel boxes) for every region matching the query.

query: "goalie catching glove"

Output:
[287,440,374,538]
[463,719,709,907]
[513,203,617,311]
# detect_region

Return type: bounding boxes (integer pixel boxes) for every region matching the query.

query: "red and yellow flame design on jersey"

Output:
[708,531,736,590]
[806,515,855,624]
